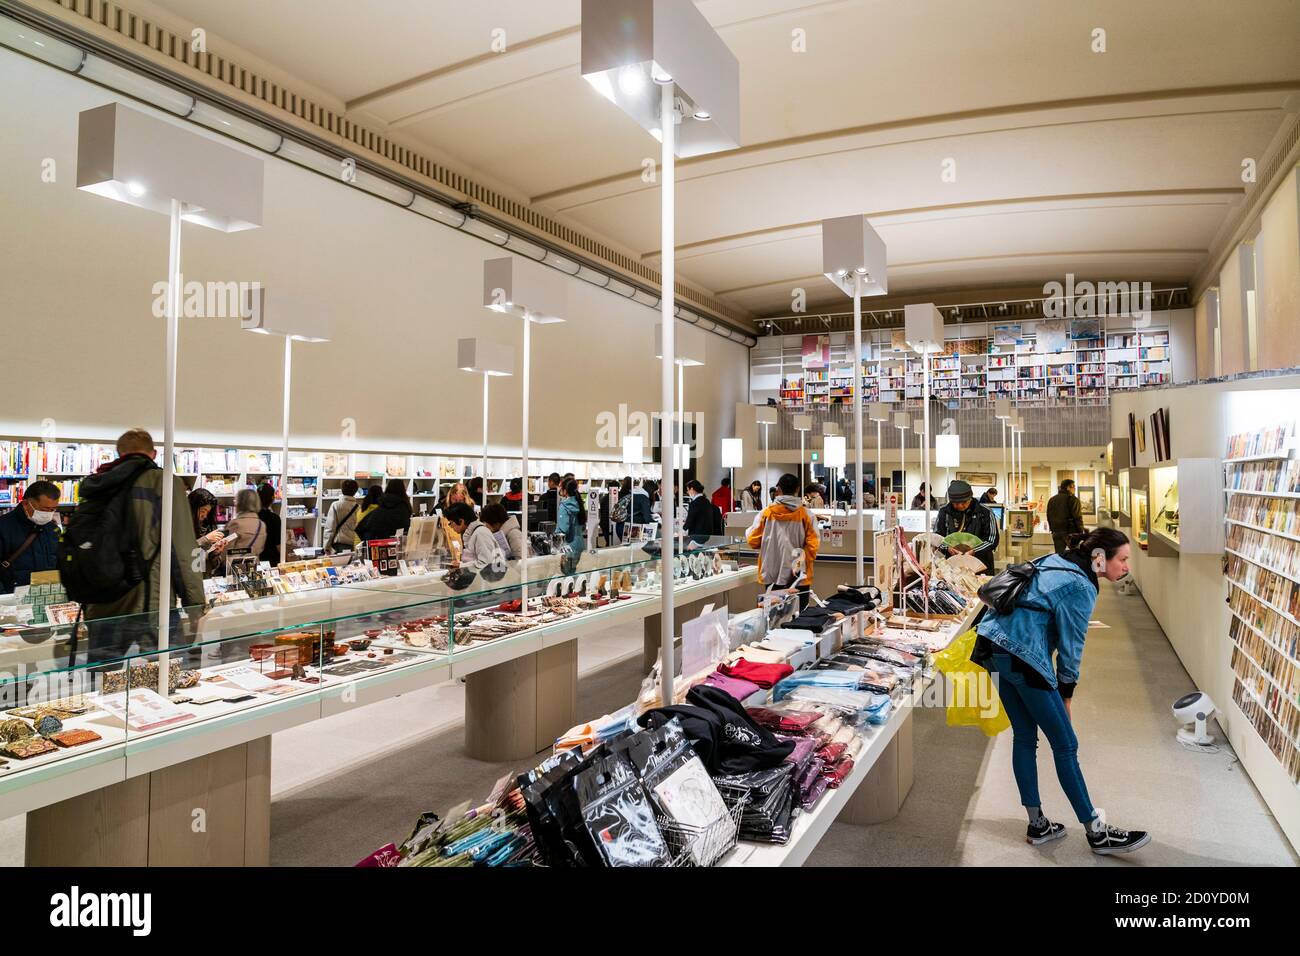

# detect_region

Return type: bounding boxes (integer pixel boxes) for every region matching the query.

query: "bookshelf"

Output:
[1222,420,1300,788]
[761,317,1171,409]
[0,437,635,548]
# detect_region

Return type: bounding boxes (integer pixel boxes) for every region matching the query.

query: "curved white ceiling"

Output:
[137,0,1300,320]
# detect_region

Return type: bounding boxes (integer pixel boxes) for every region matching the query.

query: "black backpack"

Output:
[59,457,155,605]
[976,555,1089,615]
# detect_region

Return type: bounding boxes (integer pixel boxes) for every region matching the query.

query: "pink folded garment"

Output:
[703,671,763,701]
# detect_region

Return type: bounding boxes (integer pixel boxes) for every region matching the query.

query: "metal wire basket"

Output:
[659,796,747,867]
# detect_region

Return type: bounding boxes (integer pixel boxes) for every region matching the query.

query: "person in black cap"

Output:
[934,479,1000,573]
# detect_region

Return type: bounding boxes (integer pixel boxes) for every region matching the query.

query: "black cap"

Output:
[947,479,973,503]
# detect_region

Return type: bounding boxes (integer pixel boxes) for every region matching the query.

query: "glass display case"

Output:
[0,537,747,794]
[1117,469,1131,517]
[1130,488,1149,550]
[1149,463,1180,554]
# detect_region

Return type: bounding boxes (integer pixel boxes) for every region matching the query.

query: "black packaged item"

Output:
[519,747,605,868]
[573,751,672,867]
[713,764,798,844]
[685,684,795,774]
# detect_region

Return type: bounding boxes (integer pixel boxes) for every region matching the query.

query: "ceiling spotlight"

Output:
[999,303,1008,312]
[836,269,847,277]
[126,180,147,197]
[651,63,673,84]
[951,308,960,317]
[855,266,868,275]
[618,65,646,95]
[693,109,711,120]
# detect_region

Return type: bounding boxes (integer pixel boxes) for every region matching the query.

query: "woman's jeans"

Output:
[989,650,1096,824]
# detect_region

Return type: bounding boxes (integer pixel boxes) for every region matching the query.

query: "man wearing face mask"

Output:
[0,481,62,594]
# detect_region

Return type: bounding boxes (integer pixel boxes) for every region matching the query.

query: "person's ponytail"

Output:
[1066,527,1128,560]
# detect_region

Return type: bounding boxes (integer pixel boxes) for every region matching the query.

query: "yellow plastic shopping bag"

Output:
[932,628,1010,737]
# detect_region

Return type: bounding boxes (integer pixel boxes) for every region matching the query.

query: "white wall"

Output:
[1256,167,1300,371]
[1111,376,1300,853]
[0,48,749,480]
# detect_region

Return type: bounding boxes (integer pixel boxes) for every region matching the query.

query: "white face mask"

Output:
[29,508,58,526]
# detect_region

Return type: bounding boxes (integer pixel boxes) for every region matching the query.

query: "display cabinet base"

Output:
[836,710,915,825]
[464,642,578,762]
[25,737,270,866]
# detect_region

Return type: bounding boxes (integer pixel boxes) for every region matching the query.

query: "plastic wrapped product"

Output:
[574,751,672,867]
[628,720,735,866]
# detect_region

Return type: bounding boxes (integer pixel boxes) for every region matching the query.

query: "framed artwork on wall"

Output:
[1078,485,1096,516]
[956,471,996,487]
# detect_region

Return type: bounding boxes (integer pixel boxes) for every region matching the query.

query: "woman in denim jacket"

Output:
[975,527,1150,855]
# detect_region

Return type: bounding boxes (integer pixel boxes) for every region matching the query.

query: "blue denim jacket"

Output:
[975,553,1097,689]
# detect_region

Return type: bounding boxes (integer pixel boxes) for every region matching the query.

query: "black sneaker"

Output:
[1026,818,1067,846]
[1087,823,1151,855]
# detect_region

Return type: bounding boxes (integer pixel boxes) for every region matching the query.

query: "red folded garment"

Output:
[816,742,847,764]
[497,599,522,612]
[718,658,794,689]
[820,757,854,787]
[747,707,823,733]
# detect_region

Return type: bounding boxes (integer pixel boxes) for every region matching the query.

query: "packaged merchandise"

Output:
[573,750,672,867]
[628,719,735,866]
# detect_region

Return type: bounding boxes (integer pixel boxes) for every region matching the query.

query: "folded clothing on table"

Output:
[712,764,798,845]
[716,658,794,689]
[638,684,794,775]
[701,671,763,702]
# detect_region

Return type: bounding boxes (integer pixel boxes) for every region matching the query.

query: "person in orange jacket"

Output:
[746,472,820,596]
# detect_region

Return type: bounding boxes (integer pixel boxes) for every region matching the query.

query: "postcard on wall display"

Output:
[992,324,1022,346]
[322,453,348,477]
[1037,319,1069,353]
[1070,318,1102,340]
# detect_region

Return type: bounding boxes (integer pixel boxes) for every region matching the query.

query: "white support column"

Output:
[280,335,291,565]
[481,372,490,510]
[157,198,182,698]
[521,317,531,608]
[852,276,865,584]
[658,82,676,706]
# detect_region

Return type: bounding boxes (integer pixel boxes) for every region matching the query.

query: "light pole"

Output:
[869,402,890,509]
[822,421,841,508]
[483,256,567,609]
[906,302,946,524]
[793,414,813,489]
[893,412,910,501]
[582,0,739,708]
[995,398,1012,501]
[77,102,263,696]
[756,406,777,496]
[240,289,332,562]
[457,339,515,510]
[821,216,887,583]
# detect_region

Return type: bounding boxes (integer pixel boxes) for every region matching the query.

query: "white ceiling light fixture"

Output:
[77,101,263,231]
[936,434,961,468]
[239,288,332,563]
[77,99,263,697]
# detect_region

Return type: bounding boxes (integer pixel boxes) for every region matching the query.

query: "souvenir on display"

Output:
[32,714,63,738]
[0,718,29,742]
[50,729,102,748]
[1,736,57,759]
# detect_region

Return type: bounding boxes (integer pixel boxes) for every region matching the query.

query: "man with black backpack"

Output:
[682,479,721,543]
[63,428,204,661]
